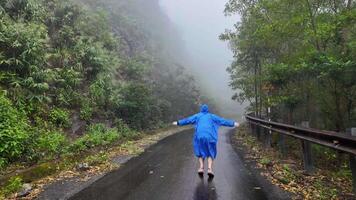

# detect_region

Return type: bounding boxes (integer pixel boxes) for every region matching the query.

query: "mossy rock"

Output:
[20,163,62,183]
[0,162,64,186]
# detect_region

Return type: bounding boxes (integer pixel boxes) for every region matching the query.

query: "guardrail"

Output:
[245,113,356,193]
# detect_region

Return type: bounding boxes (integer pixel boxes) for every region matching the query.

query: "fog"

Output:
[159,0,246,118]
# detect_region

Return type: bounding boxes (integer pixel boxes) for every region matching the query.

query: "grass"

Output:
[0,177,23,198]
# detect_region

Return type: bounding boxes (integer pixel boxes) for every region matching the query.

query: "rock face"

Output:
[70,113,87,136]
[18,183,32,197]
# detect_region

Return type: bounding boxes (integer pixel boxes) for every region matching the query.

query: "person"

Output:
[172,104,239,178]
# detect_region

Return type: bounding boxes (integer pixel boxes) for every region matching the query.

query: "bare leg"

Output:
[207,157,213,173]
[198,157,204,170]
[197,157,204,176]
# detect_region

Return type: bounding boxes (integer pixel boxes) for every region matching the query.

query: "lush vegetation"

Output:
[0,0,203,169]
[222,1,356,197]
[221,0,356,131]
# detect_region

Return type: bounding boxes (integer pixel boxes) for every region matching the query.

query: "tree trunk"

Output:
[305,0,321,51]
[333,81,344,132]
[258,61,263,118]
[254,53,259,116]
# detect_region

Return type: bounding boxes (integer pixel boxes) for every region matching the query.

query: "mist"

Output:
[159,0,246,118]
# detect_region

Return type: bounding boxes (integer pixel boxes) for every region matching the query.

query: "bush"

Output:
[115,119,140,139]
[69,124,119,152]
[37,131,68,159]
[1,176,23,197]
[80,101,93,121]
[84,152,108,165]
[116,83,155,130]
[0,158,6,169]
[0,94,29,166]
[49,108,70,128]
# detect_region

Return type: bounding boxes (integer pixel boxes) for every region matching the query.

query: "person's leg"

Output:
[198,157,204,170]
[207,157,214,173]
[199,157,204,169]
[197,157,204,176]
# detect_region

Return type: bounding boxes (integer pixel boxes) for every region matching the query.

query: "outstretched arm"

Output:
[172,114,198,126]
[211,114,239,127]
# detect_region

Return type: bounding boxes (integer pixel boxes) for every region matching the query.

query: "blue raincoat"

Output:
[177,104,235,159]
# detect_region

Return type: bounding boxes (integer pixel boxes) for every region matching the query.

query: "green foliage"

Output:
[0,0,45,21]
[332,168,352,179]
[49,108,70,128]
[260,157,271,165]
[1,176,23,197]
[0,158,6,169]
[37,131,67,158]
[312,179,338,200]
[0,13,50,105]
[115,118,140,139]
[281,164,296,184]
[0,94,29,166]
[116,83,154,129]
[70,124,119,152]
[80,101,93,121]
[88,74,114,108]
[223,0,356,130]
[0,0,202,169]
[83,151,108,165]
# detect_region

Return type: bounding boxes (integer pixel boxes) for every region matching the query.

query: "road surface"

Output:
[69,128,288,200]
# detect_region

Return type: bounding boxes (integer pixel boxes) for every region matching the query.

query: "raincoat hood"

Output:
[200,104,209,113]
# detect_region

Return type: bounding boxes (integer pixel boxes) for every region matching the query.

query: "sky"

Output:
[158,0,246,118]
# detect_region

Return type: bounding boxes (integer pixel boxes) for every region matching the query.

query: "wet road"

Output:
[69,128,283,200]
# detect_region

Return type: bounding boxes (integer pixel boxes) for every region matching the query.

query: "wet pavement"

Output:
[69,128,287,200]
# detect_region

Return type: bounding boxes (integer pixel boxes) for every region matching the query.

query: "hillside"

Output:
[0,0,204,171]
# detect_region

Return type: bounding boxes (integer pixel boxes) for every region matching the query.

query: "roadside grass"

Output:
[233,123,355,200]
[0,177,23,199]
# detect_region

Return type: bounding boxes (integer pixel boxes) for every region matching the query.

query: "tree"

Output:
[222,0,356,130]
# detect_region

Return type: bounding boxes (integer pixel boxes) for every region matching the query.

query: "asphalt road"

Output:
[69,128,288,200]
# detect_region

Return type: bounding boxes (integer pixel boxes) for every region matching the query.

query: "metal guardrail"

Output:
[245,114,356,155]
[245,113,356,193]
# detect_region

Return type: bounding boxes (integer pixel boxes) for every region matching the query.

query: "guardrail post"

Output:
[250,122,256,136]
[264,114,272,148]
[256,125,261,140]
[277,119,286,157]
[265,106,272,148]
[260,125,266,142]
[264,128,271,148]
[279,135,286,157]
[348,127,356,193]
[301,121,313,173]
